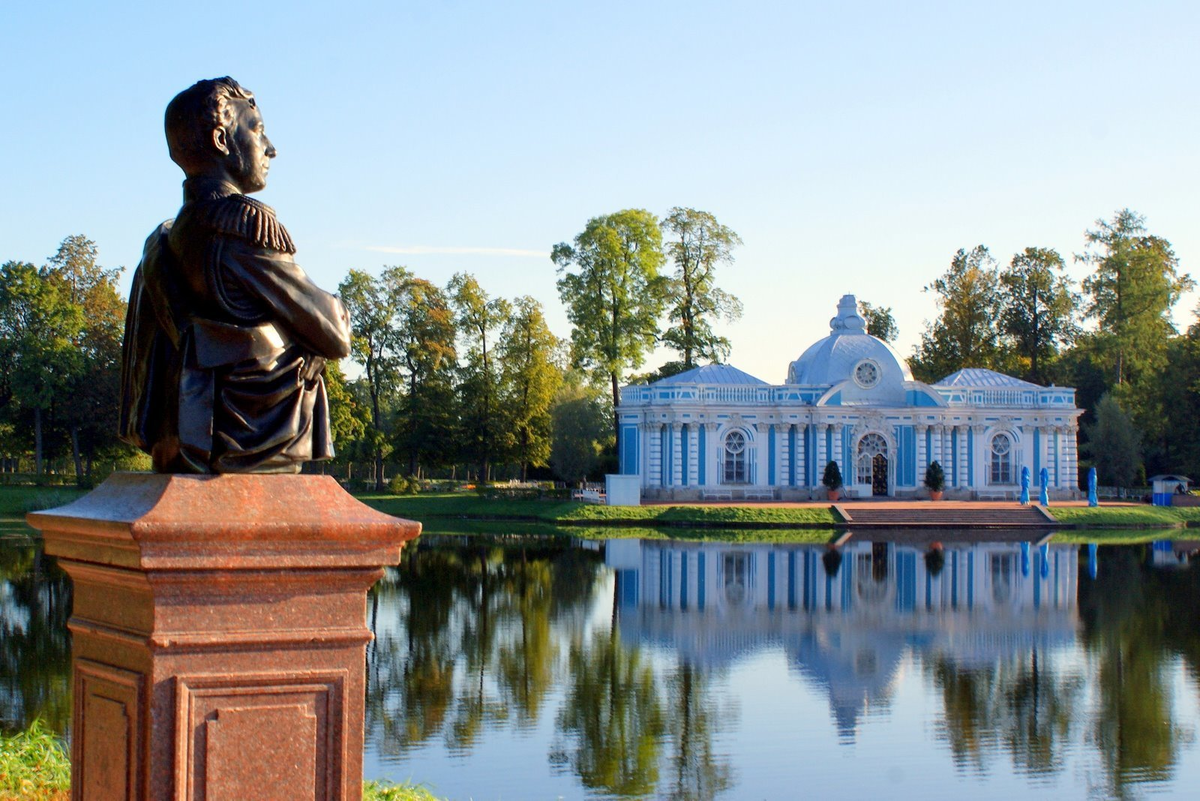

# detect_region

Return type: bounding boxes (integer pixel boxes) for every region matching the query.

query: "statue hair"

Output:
[165,77,256,175]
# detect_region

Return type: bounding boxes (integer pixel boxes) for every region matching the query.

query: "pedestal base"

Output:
[28,473,420,801]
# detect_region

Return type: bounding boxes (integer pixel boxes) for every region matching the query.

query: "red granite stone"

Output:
[27,472,421,801]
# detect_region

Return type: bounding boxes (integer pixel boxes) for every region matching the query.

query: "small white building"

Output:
[618,294,1082,500]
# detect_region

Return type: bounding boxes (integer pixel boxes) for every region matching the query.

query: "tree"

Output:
[45,235,126,482]
[859,301,898,342]
[497,296,563,480]
[393,277,457,478]
[338,267,405,489]
[549,376,611,484]
[449,273,511,483]
[1079,209,1193,387]
[554,209,667,448]
[999,247,1079,385]
[322,360,370,454]
[659,208,743,368]
[1084,394,1142,489]
[0,261,82,474]
[910,246,1005,382]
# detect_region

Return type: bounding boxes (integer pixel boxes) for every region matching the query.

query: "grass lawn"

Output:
[0,722,440,801]
[1048,505,1200,528]
[359,492,840,527]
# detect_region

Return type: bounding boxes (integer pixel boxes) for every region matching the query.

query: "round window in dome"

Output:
[853,359,880,389]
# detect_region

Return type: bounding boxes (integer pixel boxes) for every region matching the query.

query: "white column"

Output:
[670,423,683,486]
[639,421,650,486]
[972,425,986,488]
[755,423,768,486]
[957,425,969,488]
[705,422,718,487]
[1065,424,1079,490]
[778,423,789,487]
[816,424,828,477]
[833,423,845,483]
[796,423,807,486]
[686,425,698,486]
[916,424,928,485]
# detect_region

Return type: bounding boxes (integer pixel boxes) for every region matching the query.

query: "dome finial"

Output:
[830,294,865,334]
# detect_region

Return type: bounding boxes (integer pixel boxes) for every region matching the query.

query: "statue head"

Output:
[165,77,276,194]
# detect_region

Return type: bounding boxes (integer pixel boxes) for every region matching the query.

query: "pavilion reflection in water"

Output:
[606,536,1079,738]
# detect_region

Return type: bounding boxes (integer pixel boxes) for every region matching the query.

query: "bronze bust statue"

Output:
[119,78,351,473]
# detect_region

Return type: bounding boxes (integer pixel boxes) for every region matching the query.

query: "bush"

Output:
[388,475,421,495]
[924,461,945,493]
[822,461,843,491]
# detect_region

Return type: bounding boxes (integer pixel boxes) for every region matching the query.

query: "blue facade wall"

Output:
[621,425,638,474]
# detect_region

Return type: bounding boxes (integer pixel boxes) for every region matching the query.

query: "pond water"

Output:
[4,531,1200,800]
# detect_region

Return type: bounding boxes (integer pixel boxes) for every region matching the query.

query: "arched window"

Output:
[990,433,1013,484]
[856,433,888,485]
[723,430,747,484]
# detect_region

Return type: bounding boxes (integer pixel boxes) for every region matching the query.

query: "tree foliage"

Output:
[1079,209,1193,387]
[497,296,563,480]
[554,209,667,445]
[1085,394,1142,489]
[659,207,743,368]
[910,246,1005,382]
[450,273,511,482]
[858,301,898,343]
[999,247,1079,384]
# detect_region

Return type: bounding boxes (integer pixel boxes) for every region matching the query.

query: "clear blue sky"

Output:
[2,1,1197,383]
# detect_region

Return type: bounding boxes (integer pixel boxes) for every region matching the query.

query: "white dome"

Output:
[787,295,913,389]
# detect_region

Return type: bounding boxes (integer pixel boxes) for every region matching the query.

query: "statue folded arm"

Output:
[214,238,351,360]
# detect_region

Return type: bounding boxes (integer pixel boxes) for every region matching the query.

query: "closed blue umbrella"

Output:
[1088,467,1098,507]
[1039,542,1050,578]
[1021,541,1030,577]
[1020,466,1031,505]
[1039,467,1050,506]
[1088,543,1098,580]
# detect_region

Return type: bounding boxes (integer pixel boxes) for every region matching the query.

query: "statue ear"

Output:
[212,127,231,156]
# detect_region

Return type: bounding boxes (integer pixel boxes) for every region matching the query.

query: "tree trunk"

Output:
[611,371,621,461]
[70,427,84,486]
[34,407,43,476]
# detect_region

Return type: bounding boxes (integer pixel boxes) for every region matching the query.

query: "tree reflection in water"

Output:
[0,540,71,735]
[7,534,1200,799]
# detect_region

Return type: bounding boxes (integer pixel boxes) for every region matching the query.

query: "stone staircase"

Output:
[835,504,1056,528]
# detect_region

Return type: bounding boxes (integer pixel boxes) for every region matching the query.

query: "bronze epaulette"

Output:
[198,195,296,254]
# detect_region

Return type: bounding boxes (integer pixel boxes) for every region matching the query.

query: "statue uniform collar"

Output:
[182,177,244,204]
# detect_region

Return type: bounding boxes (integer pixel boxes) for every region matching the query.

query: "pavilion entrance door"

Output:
[871,454,888,496]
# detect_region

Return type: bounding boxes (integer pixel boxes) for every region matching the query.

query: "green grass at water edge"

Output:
[360,492,839,527]
[0,723,441,801]
[1048,505,1200,528]
[0,721,69,800]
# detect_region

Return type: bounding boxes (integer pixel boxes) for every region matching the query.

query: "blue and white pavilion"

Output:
[618,294,1082,500]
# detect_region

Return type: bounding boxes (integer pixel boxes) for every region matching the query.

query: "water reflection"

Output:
[0,538,71,735]
[5,534,1200,799]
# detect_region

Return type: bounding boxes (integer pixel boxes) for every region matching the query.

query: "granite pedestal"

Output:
[27,472,421,801]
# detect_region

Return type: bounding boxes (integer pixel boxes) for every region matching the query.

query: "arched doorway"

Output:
[857,433,889,497]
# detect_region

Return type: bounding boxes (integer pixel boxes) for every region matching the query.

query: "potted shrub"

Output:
[822,461,843,501]
[925,460,945,501]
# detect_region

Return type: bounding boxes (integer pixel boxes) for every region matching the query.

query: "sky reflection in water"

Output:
[4,533,1200,799]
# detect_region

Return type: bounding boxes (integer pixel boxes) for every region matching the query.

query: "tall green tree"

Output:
[659,208,743,369]
[1085,393,1142,489]
[858,301,898,342]
[449,273,511,483]
[0,261,82,474]
[497,296,563,480]
[554,209,667,447]
[393,277,458,478]
[338,267,405,489]
[45,235,126,482]
[1079,209,1193,387]
[999,247,1079,385]
[910,246,1005,382]
[549,375,611,484]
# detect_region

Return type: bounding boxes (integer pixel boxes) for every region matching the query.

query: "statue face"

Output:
[222,98,275,193]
